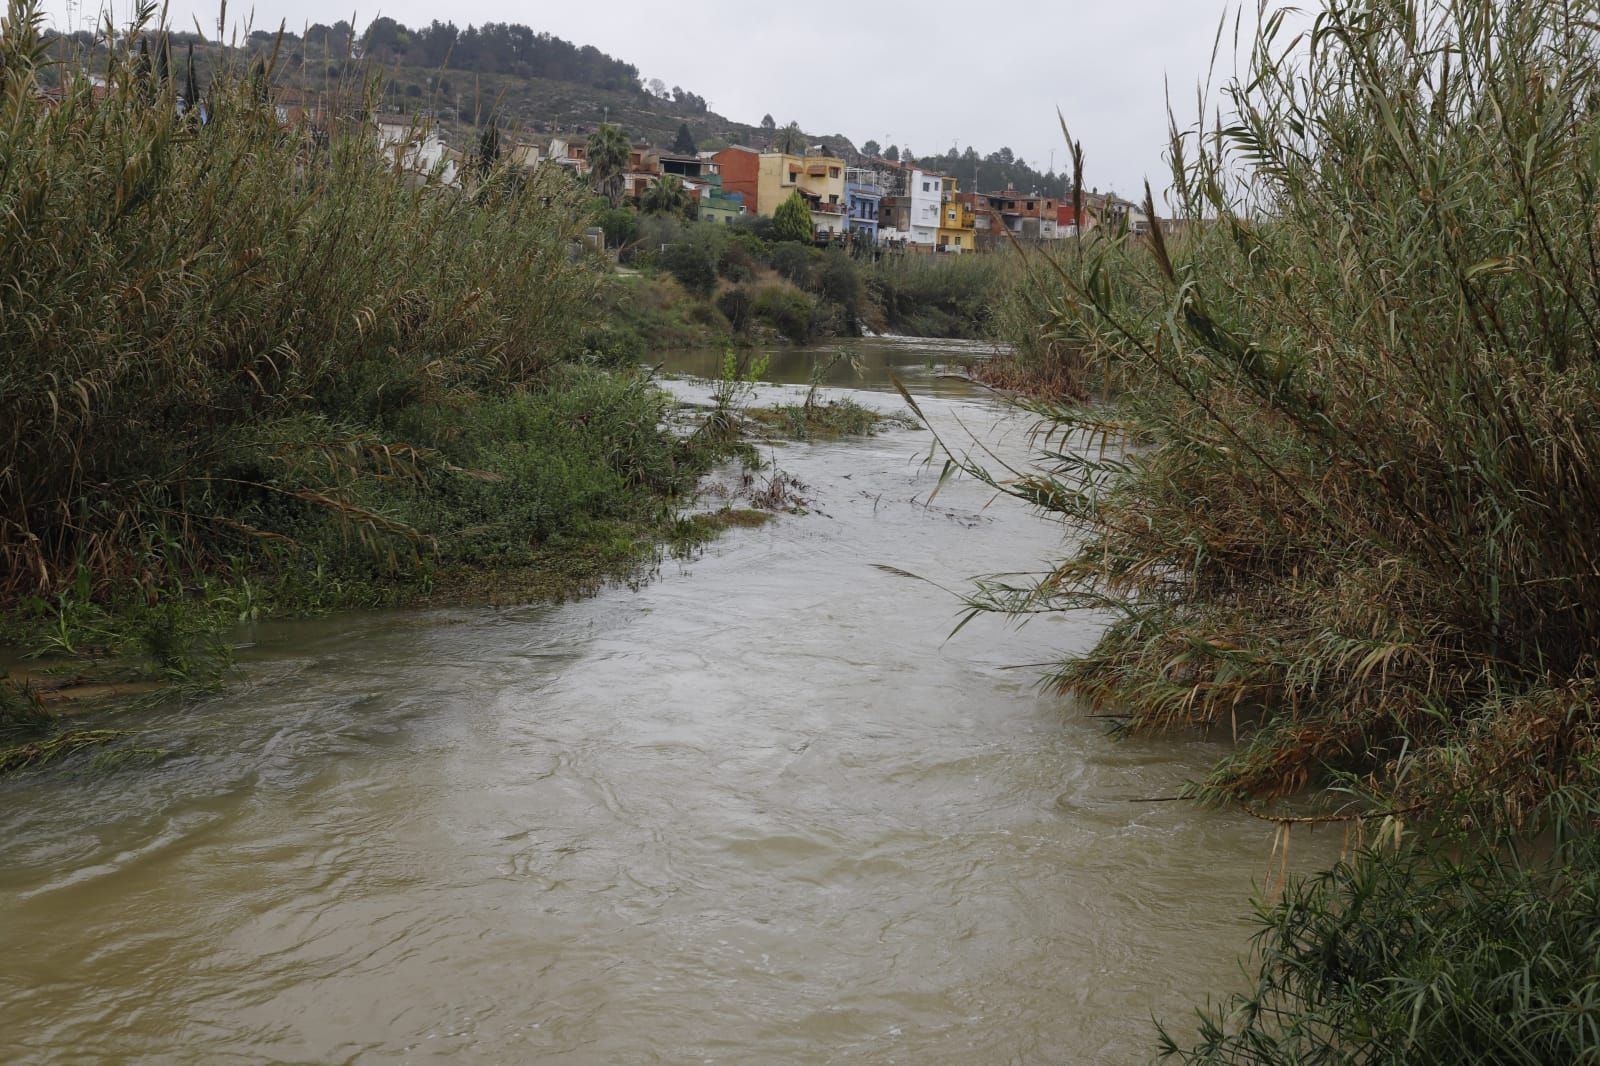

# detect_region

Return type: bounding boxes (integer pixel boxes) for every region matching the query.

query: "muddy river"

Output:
[0,337,1326,1064]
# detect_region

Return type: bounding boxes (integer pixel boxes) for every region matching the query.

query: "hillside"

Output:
[43,14,1071,192]
[96,18,862,158]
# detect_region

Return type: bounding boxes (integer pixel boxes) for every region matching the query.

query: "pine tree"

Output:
[771,192,813,243]
[672,122,696,155]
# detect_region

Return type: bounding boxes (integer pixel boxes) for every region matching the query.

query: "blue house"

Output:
[845,167,884,243]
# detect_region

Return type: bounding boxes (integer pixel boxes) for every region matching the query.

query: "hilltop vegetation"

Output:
[38,16,849,154]
[39,12,1081,189]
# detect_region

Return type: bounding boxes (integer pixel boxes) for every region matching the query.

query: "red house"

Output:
[711,145,760,216]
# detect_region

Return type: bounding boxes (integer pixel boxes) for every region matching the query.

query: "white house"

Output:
[374,114,457,185]
[904,167,942,246]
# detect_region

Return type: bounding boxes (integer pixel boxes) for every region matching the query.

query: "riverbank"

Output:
[977,0,1600,1058]
[596,214,1016,353]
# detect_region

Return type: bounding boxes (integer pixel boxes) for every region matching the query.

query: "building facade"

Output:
[873,164,942,246]
[844,167,883,242]
[983,187,1059,239]
[710,145,762,218]
[936,175,975,251]
[755,151,849,235]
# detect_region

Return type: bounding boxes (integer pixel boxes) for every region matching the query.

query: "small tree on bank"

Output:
[771,192,813,243]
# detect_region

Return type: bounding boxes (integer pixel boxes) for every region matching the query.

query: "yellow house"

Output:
[757,151,849,236]
[937,175,976,252]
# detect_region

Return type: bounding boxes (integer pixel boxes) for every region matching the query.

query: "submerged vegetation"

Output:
[956,0,1600,1054]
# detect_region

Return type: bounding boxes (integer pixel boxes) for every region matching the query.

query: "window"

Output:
[829,167,840,177]
[1027,201,1035,210]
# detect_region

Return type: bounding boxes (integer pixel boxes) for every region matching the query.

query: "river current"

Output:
[0,337,1322,1064]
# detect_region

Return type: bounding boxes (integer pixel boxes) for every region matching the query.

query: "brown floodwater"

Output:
[0,337,1330,1064]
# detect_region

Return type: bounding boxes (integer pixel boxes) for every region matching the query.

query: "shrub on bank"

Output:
[865,252,1010,338]
[751,286,818,343]
[1162,790,1600,1064]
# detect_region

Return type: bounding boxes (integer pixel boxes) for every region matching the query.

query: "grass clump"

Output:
[745,397,909,441]
[1162,790,1600,1064]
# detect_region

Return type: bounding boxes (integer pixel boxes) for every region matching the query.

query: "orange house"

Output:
[710,145,760,217]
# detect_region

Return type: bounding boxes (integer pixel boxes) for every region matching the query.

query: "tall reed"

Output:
[0,0,600,605]
[978,0,1600,822]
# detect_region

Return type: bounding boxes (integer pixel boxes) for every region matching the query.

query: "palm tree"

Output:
[774,122,806,155]
[587,123,630,207]
[641,176,690,217]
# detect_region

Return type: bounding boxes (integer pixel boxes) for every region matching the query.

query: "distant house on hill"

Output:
[710,145,761,215]
[509,142,543,169]
[936,175,975,252]
[875,162,943,247]
[1055,202,1080,238]
[374,113,457,185]
[759,150,848,235]
[844,167,884,243]
[548,134,590,175]
[981,187,1059,240]
[622,142,660,199]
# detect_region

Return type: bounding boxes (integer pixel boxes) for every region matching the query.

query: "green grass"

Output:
[1161,790,1600,1064]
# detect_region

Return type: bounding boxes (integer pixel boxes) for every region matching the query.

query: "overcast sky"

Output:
[42,0,1269,203]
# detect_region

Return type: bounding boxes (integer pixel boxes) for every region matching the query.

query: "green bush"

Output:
[595,206,638,249]
[771,191,813,243]
[716,286,755,333]
[816,250,863,331]
[982,0,1600,817]
[661,239,717,297]
[717,240,757,283]
[865,252,1009,338]
[0,3,619,606]
[752,286,816,343]
[382,368,689,567]
[770,242,818,286]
